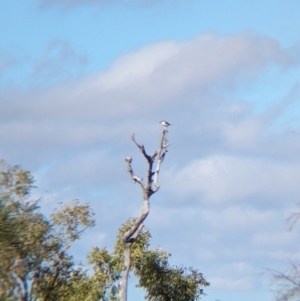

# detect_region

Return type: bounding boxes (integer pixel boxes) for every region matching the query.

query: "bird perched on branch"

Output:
[159,120,172,127]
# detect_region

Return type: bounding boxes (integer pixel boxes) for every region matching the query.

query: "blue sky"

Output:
[1,0,300,87]
[1,1,300,301]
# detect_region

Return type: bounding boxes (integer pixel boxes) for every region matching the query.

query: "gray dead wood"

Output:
[120,126,170,301]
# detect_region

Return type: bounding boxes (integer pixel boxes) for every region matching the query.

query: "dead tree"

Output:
[120,123,170,301]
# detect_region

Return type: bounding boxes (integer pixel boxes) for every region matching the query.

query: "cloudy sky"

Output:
[1,0,300,300]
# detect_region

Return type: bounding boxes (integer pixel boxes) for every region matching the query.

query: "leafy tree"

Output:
[88,219,209,301]
[0,160,96,301]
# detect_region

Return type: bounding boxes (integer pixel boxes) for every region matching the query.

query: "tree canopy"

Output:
[0,156,209,301]
[0,160,97,301]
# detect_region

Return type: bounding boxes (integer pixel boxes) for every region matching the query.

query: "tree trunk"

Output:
[120,125,170,301]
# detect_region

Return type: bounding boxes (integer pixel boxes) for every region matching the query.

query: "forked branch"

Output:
[125,155,144,188]
[120,124,171,301]
[153,128,170,192]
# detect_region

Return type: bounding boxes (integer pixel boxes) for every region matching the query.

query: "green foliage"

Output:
[86,219,150,300]
[0,160,96,301]
[51,199,96,244]
[88,219,209,301]
[0,201,24,249]
[0,159,35,199]
[134,249,209,301]
[114,218,151,268]
[88,247,121,301]
[0,159,209,301]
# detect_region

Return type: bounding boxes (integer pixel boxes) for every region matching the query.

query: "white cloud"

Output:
[201,206,277,231]
[252,231,296,247]
[1,32,300,297]
[209,276,254,291]
[221,118,262,149]
[0,32,291,122]
[165,155,300,205]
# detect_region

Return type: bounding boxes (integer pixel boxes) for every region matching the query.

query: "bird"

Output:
[159,120,172,127]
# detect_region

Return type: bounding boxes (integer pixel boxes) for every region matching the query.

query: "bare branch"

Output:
[122,199,149,244]
[120,243,131,301]
[10,272,24,300]
[287,212,300,231]
[152,128,170,193]
[125,155,144,188]
[132,223,144,240]
[130,134,152,163]
[120,124,171,301]
[287,203,300,231]
[268,260,300,301]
